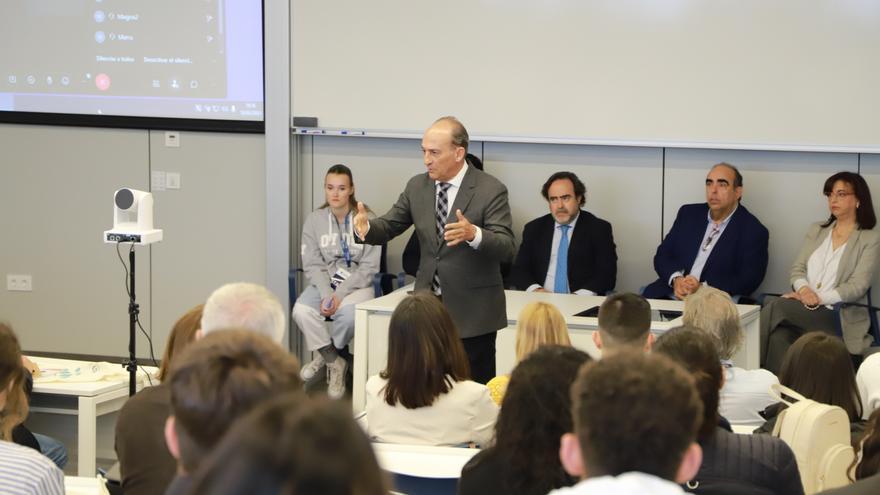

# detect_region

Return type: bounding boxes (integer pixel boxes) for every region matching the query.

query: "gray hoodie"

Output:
[300,207,381,301]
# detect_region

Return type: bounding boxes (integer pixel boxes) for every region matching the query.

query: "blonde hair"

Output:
[515,302,571,361]
[682,286,743,360]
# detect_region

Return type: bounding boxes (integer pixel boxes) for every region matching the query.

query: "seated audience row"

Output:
[655,327,803,494]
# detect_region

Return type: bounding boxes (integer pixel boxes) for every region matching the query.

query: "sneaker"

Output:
[326,358,348,399]
[300,354,326,381]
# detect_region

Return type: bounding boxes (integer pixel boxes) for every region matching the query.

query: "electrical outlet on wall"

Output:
[6,274,32,291]
[166,172,181,189]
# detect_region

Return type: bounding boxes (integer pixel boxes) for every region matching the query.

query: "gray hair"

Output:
[682,285,743,360]
[201,282,286,344]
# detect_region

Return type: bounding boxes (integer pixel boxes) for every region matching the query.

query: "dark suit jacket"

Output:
[510,210,617,294]
[643,203,769,299]
[361,166,516,338]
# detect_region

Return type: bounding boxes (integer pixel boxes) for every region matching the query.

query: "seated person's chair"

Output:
[760,289,880,356]
[372,443,479,495]
[833,287,880,355]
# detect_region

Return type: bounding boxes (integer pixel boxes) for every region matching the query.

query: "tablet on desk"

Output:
[573,306,600,318]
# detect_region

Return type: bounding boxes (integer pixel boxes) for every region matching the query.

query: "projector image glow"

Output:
[104,188,163,245]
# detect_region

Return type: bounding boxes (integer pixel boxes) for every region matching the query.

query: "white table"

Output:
[28,357,157,477]
[352,289,760,412]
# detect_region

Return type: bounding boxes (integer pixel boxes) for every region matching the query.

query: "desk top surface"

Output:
[356,288,759,330]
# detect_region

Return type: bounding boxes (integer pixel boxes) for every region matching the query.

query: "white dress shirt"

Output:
[526,212,596,295]
[549,472,687,495]
[669,205,738,286]
[719,361,779,427]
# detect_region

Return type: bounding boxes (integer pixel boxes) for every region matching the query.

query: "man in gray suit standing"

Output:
[354,116,516,383]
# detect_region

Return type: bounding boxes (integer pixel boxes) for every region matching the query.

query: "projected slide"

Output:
[0,0,263,123]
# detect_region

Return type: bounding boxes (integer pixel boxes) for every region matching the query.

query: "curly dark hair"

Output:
[541,171,587,206]
[466,346,590,494]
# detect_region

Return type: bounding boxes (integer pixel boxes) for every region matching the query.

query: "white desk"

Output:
[29,357,157,477]
[353,290,760,412]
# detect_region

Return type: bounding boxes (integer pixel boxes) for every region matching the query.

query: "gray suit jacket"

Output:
[362,166,516,338]
[790,222,880,353]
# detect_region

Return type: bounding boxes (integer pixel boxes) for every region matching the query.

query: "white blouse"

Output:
[364,375,498,447]
[794,230,845,306]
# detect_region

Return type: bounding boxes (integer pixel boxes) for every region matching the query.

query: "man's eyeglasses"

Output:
[824,191,854,200]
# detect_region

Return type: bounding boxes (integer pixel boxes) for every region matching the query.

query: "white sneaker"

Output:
[326,358,348,399]
[300,354,326,381]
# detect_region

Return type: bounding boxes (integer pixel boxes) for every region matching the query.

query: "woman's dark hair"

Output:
[380,291,470,408]
[189,394,388,495]
[653,326,722,441]
[485,346,590,494]
[779,332,863,421]
[822,171,876,229]
[319,163,359,211]
[157,304,202,381]
[851,408,880,480]
[0,323,28,441]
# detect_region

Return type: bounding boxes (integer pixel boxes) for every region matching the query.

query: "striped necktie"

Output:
[432,182,452,293]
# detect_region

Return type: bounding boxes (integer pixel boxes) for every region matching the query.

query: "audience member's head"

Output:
[190,394,388,495]
[593,293,652,352]
[0,323,27,440]
[164,329,302,474]
[490,346,590,493]
[779,332,862,421]
[683,285,742,360]
[654,326,723,441]
[559,351,703,483]
[515,302,571,361]
[157,304,203,381]
[380,291,470,409]
[201,282,286,343]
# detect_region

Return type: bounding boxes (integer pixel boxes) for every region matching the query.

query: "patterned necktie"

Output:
[432,182,452,293]
[554,224,571,293]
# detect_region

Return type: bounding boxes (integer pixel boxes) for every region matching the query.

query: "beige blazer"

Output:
[790,222,880,353]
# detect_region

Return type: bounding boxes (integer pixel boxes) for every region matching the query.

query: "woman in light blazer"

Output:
[761,171,880,373]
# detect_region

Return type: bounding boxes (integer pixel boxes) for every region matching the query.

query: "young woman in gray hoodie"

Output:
[292,164,381,399]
